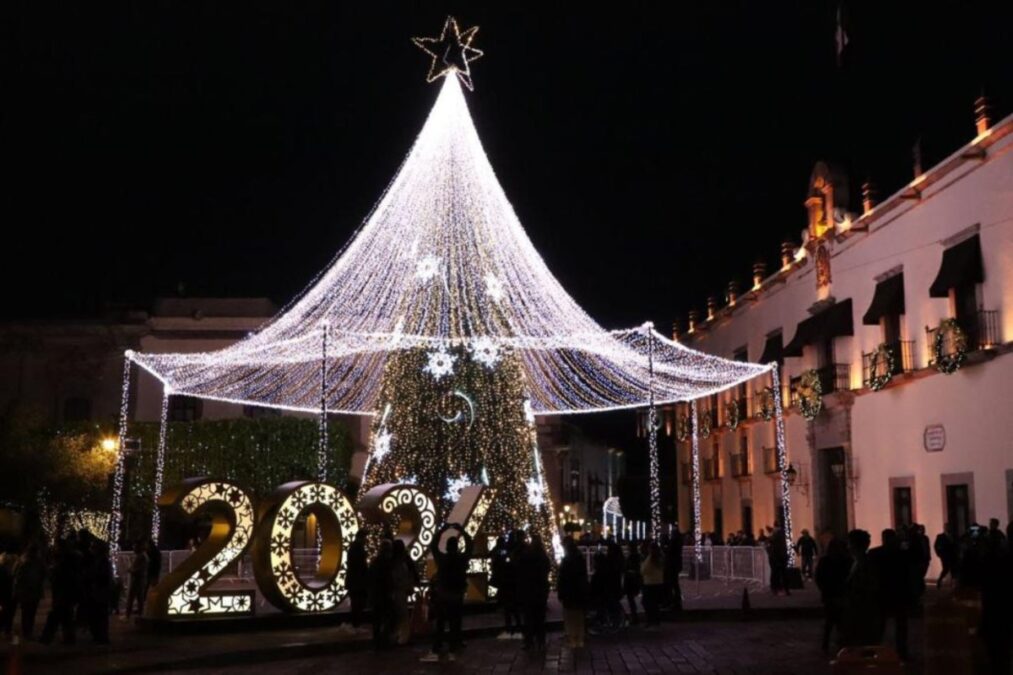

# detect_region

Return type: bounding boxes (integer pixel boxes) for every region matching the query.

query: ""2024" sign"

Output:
[145,477,495,619]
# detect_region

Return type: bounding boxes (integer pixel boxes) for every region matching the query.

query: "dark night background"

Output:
[5,2,1012,517]
[6,2,1012,328]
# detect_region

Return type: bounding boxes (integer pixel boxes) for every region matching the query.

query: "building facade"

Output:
[675,105,1013,572]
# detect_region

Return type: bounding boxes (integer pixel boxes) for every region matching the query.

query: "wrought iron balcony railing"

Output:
[862,340,915,388]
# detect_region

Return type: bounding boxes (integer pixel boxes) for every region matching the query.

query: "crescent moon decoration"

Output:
[437,389,476,428]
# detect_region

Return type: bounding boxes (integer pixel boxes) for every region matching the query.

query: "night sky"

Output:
[7,2,1012,331]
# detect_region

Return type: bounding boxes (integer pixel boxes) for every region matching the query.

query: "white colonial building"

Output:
[675,101,1013,573]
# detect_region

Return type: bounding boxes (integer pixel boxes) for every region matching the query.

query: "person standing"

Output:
[868,529,912,661]
[815,538,851,654]
[345,530,369,629]
[490,534,520,639]
[6,544,46,640]
[389,539,418,646]
[795,529,818,579]
[840,529,879,648]
[83,540,111,644]
[556,538,588,648]
[767,524,789,595]
[145,539,161,596]
[664,528,684,611]
[623,543,643,625]
[517,534,551,651]
[0,554,13,637]
[934,524,959,589]
[368,539,394,650]
[421,532,470,662]
[640,542,665,628]
[124,540,148,619]
[40,539,79,645]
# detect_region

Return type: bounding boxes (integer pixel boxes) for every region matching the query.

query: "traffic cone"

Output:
[7,632,23,675]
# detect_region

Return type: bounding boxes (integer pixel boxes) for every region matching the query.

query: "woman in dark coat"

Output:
[516,534,551,651]
[557,538,589,648]
[815,537,852,654]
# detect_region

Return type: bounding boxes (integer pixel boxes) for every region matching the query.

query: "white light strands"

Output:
[109,354,132,574]
[423,346,457,381]
[151,389,170,544]
[469,336,501,369]
[412,16,484,91]
[318,323,330,483]
[691,402,703,563]
[770,365,796,567]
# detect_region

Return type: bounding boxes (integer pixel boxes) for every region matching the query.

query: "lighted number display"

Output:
[358,483,437,563]
[146,478,255,618]
[252,481,360,613]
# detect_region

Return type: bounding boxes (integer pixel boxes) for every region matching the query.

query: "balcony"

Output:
[728,397,748,425]
[790,363,851,405]
[730,452,750,478]
[702,457,722,481]
[927,310,1001,361]
[762,447,780,474]
[862,340,915,388]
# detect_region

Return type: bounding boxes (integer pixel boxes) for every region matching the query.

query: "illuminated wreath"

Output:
[797,369,823,420]
[698,409,713,438]
[724,399,741,430]
[867,343,896,391]
[676,414,692,442]
[755,386,775,421]
[933,318,968,375]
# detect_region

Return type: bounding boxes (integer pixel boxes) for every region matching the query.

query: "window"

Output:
[741,500,753,538]
[169,395,203,422]
[63,397,92,423]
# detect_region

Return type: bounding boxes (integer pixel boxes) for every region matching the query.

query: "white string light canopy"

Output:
[113,17,792,565]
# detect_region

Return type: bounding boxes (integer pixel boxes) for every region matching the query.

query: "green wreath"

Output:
[676,415,692,442]
[933,318,968,375]
[867,343,896,391]
[725,399,741,430]
[754,386,775,421]
[798,369,823,420]
[698,409,713,438]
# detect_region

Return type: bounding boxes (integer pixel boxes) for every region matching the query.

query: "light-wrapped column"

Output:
[646,325,661,540]
[109,353,132,576]
[690,401,702,563]
[151,389,170,543]
[770,364,796,567]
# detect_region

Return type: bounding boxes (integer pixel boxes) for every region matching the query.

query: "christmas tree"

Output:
[360,343,555,547]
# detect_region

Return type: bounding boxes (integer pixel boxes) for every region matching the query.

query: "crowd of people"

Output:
[0,529,158,645]
[812,518,1012,671]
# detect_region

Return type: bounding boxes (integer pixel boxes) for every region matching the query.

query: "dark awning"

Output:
[929,234,984,298]
[783,299,854,357]
[758,332,784,365]
[863,273,905,325]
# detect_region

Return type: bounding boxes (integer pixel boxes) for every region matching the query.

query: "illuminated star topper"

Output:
[412,16,484,91]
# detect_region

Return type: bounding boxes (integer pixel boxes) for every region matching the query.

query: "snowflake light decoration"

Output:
[469,336,501,369]
[484,273,504,302]
[525,478,545,508]
[423,346,456,380]
[372,430,393,462]
[523,399,535,425]
[444,474,472,502]
[398,474,418,486]
[416,255,441,282]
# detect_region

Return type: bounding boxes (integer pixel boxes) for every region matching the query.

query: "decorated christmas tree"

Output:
[360,343,555,547]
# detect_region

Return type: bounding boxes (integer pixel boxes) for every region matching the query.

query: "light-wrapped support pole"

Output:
[151,389,170,543]
[770,364,796,566]
[318,322,329,483]
[646,324,661,540]
[690,400,702,563]
[109,353,133,577]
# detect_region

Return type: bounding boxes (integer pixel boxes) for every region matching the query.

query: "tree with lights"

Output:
[360,344,555,546]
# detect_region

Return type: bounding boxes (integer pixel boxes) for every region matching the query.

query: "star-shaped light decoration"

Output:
[525,477,546,508]
[412,16,484,91]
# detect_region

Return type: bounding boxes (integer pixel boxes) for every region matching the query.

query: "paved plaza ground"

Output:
[2,580,940,675]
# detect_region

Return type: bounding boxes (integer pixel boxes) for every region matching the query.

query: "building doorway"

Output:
[819,447,849,538]
[741,500,753,539]
[946,484,972,538]
[892,486,913,529]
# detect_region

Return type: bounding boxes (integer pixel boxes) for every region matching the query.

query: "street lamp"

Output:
[101,437,120,453]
